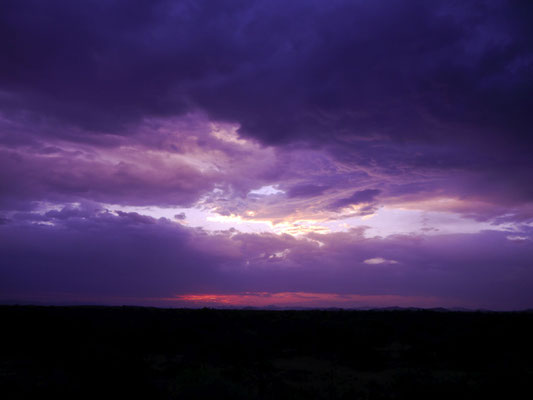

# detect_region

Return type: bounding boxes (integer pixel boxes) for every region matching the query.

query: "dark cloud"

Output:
[1,0,531,211]
[287,184,329,198]
[115,210,157,224]
[1,0,531,144]
[174,212,186,220]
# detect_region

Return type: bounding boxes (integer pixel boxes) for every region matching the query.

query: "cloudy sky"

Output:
[1,0,532,310]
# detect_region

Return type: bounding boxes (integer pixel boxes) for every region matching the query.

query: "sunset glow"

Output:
[165,292,463,309]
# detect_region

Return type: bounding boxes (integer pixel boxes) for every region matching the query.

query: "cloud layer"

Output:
[1,206,532,310]
[1,1,532,308]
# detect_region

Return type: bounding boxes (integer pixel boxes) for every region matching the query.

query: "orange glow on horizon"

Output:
[161,291,461,309]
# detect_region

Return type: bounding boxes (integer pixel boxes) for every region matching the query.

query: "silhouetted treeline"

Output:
[1,306,532,399]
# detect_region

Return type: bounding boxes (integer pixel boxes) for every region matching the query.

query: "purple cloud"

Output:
[1,207,532,309]
[328,189,381,211]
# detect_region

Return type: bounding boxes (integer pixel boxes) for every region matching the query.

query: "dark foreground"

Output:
[1,306,532,399]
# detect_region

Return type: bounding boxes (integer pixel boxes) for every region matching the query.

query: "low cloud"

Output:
[363,257,398,265]
[1,206,533,310]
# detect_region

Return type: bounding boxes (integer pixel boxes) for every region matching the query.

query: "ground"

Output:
[1,306,532,399]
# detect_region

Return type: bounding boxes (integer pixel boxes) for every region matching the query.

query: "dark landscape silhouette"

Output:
[2,306,532,399]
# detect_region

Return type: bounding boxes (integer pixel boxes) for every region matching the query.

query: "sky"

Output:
[1,0,533,310]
